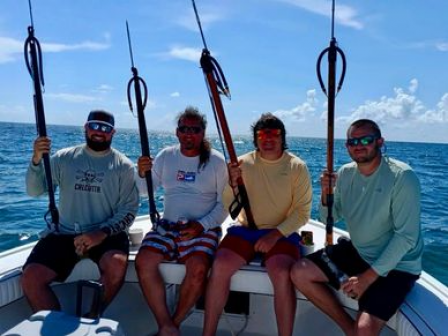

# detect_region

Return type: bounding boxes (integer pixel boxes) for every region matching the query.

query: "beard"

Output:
[350,145,380,164]
[85,133,112,152]
[181,140,195,150]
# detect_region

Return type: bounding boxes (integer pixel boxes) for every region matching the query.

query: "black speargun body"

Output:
[24,0,59,231]
[316,0,347,245]
[126,21,160,225]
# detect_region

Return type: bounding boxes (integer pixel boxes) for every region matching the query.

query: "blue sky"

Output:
[1,0,447,143]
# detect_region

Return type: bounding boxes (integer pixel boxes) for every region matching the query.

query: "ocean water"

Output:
[1,121,447,286]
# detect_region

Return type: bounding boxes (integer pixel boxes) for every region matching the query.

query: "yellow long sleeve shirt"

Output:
[224,150,312,236]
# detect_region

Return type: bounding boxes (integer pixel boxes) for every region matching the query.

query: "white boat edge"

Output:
[0,215,447,335]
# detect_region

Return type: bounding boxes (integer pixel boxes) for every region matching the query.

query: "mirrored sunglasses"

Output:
[177,125,203,134]
[346,134,377,147]
[256,128,282,140]
[87,121,114,134]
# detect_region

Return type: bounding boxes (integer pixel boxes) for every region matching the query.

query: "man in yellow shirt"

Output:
[203,113,313,336]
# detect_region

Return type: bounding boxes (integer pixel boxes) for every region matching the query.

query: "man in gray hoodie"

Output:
[22,110,139,314]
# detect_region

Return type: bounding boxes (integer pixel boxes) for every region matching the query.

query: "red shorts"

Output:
[218,225,301,263]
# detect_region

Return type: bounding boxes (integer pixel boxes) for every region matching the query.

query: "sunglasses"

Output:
[256,128,282,140]
[346,134,378,147]
[177,125,203,134]
[87,121,114,134]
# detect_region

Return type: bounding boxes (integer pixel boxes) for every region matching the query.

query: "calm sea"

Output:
[1,121,447,286]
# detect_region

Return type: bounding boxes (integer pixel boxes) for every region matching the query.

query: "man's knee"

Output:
[290,259,312,287]
[356,313,385,336]
[267,255,295,276]
[210,249,244,278]
[22,263,55,290]
[186,256,209,282]
[135,249,163,274]
[100,251,127,279]
[134,250,145,273]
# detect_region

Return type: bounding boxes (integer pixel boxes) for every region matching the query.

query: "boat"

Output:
[1,215,447,335]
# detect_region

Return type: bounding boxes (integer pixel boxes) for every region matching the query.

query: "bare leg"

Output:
[97,250,128,312]
[172,254,210,327]
[203,248,246,336]
[21,263,60,312]
[135,249,179,336]
[265,255,297,336]
[290,258,355,336]
[355,312,385,336]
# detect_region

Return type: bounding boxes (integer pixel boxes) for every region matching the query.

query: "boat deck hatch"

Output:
[196,291,250,315]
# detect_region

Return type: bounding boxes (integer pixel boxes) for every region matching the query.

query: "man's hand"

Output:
[74,230,108,255]
[340,268,378,300]
[227,160,243,189]
[254,229,282,254]
[179,221,204,241]
[320,170,337,206]
[137,156,153,178]
[32,136,51,165]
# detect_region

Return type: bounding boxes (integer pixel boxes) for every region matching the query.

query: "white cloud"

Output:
[119,98,156,111]
[341,80,426,126]
[419,93,448,123]
[42,41,110,53]
[332,79,448,143]
[0,35,110,64]
[176,9,224,32]
[146,99,157,110]
[165,46,202,62]
[409,78,418,94]
[274,89,318,121]
[276,0,363,30]
[0,37,23,63]
[436,94,448,120]
[46,93,100,103]
[170,92,180,98]
[436,41,448,52]
[273,80,448,142]
[93,84,114,94]
[407,40,448,52]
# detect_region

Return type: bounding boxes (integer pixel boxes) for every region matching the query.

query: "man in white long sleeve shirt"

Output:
[22,110,139,315]
[135,107,228,336]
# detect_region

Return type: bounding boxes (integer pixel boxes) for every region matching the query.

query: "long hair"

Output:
[251,112,288,150]
[176,106,211,171]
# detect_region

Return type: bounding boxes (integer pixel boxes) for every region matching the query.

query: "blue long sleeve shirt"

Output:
[320,156,424,276]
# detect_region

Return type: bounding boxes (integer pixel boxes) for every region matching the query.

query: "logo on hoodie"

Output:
[74,169,104,193]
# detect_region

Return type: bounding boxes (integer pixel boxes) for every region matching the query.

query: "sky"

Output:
[1,0,448,143]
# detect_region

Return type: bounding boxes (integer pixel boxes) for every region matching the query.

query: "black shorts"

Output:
[307,238,419,321]
[24,231,129,282]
